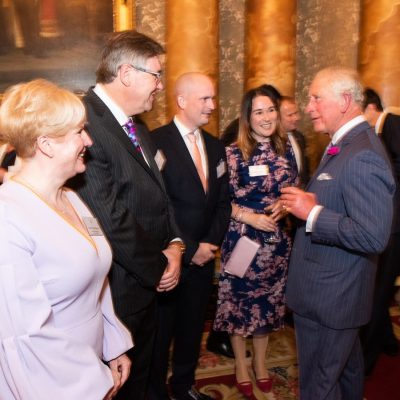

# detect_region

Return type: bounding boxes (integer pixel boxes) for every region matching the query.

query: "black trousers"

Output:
[115,299,157,400]
[361,232,400,372]
[148,262,215,399]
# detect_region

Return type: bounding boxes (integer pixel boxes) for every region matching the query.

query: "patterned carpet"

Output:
[192,305,400,400]
[195,325,298,399]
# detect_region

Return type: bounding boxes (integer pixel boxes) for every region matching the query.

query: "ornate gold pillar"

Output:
[166,0,219,135]
[359,1,400,107]
[245,0,296,95]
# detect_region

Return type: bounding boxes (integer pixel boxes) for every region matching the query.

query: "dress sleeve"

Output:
[0,205,114,400]
[101,278,134,361]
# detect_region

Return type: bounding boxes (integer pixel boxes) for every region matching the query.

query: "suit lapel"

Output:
[85,89,163,188]
[203,132,217,195]
[308,121,370,189]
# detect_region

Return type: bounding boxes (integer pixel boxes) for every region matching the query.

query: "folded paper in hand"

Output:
[224,236,260,278]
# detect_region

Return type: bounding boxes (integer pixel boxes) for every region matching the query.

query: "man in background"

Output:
[280,96,310,186]
[149,72,231,400]
[361,87,400,375]
[69,30,183,400]
[281,67,395,399]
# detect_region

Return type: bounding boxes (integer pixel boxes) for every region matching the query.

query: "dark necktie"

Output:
[123,118,142,152]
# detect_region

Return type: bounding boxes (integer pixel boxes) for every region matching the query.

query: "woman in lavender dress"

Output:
[0,80,133,400]
[214,85,298,396]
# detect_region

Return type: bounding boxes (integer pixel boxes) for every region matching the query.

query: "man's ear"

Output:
[177,95,186,110]
[119,64,132,87]
[36,136,54,158]
[340,92,352,113]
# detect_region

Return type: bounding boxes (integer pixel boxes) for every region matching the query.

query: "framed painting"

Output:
[0,0,134,95]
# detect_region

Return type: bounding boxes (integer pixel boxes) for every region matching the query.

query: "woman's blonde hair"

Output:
[236,84,286,161]
[0,79,85,158]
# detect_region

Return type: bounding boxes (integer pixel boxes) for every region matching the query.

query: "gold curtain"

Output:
[244,0,296,95]
[113,0,135,31]
[359,0,400,106]
[166,0,219,135]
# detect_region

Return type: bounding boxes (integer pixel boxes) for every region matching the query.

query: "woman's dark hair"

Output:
[237,84,286,160]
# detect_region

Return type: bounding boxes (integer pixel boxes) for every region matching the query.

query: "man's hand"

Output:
[191,242,218,266]
[104,354,131,399]
[157,245,182,292]
[280,186,318,220]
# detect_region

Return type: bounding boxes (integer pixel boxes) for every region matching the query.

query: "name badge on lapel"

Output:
[249,165,269,177]
[82,217,103,236]
[216,159,227,178]
[154,150,166,171]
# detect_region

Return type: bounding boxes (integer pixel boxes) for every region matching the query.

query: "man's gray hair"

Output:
[96,30,164,84]
[317,67,364,106]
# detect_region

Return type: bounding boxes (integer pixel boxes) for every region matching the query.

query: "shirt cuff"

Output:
[306,205,324,232]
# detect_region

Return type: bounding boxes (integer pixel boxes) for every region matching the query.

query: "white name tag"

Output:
[82,217,103,236]
[216,159,227,178]
[249,165,269,177]
[154,149,166,171]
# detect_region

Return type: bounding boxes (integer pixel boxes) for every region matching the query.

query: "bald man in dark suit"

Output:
[148,73,231,400]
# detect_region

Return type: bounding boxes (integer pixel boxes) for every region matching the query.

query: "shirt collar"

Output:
[331,115,366,145]
[375,112,385,134]
[93,84,130,126]
[173,116,199,139]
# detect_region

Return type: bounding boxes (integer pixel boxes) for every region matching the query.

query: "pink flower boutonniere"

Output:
[327,146,340,156]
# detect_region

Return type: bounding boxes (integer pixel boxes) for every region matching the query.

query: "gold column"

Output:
[359,1,400,106]
[245,0,296,95]
[166,0,219,135]
[113,0,135,31]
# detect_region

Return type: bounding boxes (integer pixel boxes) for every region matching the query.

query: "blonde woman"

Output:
[0,79,133,400]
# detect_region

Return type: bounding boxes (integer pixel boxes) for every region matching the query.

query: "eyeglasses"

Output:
[130,65,163,83]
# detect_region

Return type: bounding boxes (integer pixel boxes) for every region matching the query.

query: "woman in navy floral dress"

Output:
[214,85,298,396]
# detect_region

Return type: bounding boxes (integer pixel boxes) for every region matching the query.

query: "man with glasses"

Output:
[69,30,183,400]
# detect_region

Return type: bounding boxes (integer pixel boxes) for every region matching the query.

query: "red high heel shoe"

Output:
[235,380,253,398]
[252,362,273,393]
[255,377,273,393]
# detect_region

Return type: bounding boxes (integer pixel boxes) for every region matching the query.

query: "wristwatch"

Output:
[169,240,186,255]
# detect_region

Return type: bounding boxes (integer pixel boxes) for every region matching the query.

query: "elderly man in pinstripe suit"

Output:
[281,67,395,400]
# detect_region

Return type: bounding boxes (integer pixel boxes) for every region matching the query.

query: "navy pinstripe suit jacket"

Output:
[286,121,395,329]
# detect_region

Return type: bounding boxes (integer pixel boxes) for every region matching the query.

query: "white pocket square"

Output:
[317,172,333,181]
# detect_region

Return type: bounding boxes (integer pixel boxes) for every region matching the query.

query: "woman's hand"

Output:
[104,354,131,399]
[265,199,288,222]
[245,212,277,232]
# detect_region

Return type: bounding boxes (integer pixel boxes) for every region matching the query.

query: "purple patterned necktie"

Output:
[123,118,142,152]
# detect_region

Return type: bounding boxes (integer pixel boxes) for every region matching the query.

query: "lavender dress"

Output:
[214,141,298,337]
[0,180,133,400]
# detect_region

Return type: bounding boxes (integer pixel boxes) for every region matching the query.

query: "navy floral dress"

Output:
[213,140,298,337]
